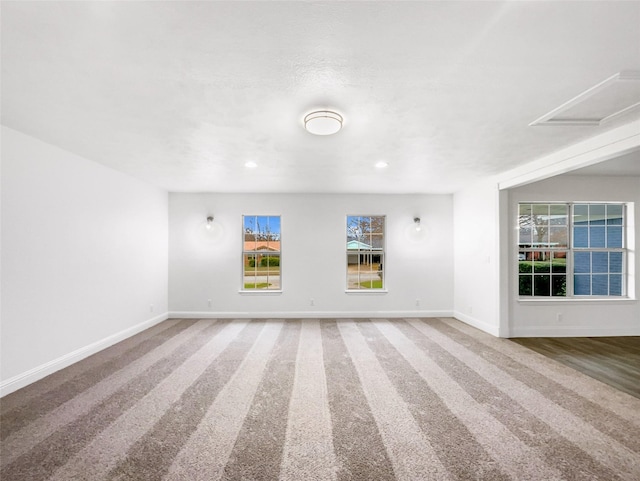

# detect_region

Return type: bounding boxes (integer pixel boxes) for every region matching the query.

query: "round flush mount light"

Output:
[244,161,258,169]
[304,110,343,135]
[375,161,389,169]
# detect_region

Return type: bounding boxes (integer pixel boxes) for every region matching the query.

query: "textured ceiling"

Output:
[2,1,639,193]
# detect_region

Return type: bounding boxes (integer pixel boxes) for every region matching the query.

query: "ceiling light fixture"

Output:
[206,216,214,230]
[375,161,389,169]
[304,110,343,135]
[414,217,421,231]
[244,161,257,169]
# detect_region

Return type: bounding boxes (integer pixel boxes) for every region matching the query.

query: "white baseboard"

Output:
[509,325,640,337]
[0,312,169,398]
[169,310,453,319]
[453,311,501,337]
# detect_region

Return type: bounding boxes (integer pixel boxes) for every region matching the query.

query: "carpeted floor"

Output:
[1,318,639,480]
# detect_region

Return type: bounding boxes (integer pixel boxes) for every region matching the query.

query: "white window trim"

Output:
[346,214,386,291]
[241,215,282,292]
[517,202,629,300]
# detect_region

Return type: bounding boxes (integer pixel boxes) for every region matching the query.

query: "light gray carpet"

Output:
[1,318,639,480]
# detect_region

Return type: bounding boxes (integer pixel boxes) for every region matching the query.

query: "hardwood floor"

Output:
[510,336,640,399]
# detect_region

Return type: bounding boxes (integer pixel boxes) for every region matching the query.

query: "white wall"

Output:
[453,179,503,336]
[507,175,639,336]
[1,127,169,395]
[169,193,453,317]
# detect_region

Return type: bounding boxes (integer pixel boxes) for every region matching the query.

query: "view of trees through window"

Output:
[243,215,281,290]
[518,203,625,297]
[347,215,385,289]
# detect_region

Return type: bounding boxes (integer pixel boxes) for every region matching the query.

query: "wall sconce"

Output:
[201,214,223,242]
[406,215,426,242]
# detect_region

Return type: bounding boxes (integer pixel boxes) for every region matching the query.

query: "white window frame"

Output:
[517,202,627,299]
[241,215,282,292]
[346,215,386,291]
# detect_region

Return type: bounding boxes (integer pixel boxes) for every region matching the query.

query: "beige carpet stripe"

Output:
[103,320,261,481]
[46,320,250,481]
[357,320,511,480]
[439,317,640,428]
[279,320,338,481]
[373,319,564,481]
[163,320,284,481]
[220,320,301,481]
[0,319,182,416]
[1,320,192,441]
[337,319,451,481]
[1,321,229,481]
[390,320,622,481]
[320,321,396,481]
[409,319,640,480]
[1,319,212,467]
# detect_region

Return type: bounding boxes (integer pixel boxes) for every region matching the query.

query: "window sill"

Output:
[345,289,388,294]
[238,290,283,295]
[518,297,636,305]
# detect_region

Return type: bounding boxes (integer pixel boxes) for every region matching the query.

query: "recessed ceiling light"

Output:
[304,110,343,135]
[375,161,389,169]
[244,161,257,169]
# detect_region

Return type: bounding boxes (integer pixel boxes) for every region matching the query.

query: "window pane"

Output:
[590,226,605,247]
[347,216,367,247]
[610,252,623,273]
[574,275,591,295]
[551,275,567,296]
[574,252,590,273]
[573,227,588,248]
[519,204,532,217]
[573,204,589,225]
[534,228,549,245]
[610,275,623,296]
[606,204,623,225]
[533,275,550,296]
[519,259,533,274]
[589,204,605,224]
[549,226,568,247]
[532,204,549,216]
[551,252,567,273]
[549,204,568,222]
[370,234,384,250]
[519,275,532,296]
[244,216,257,250]
[347,272,360,289]
[592,252,608,273]
[518,225,532,245]
[534,254,550,273]
[592,275,608,295]
[607,226,623,248]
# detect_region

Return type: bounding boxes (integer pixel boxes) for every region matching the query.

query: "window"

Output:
[243,215,281,290]
[573,203,625,296]
[347,215,385,290]
[518,203,626,298]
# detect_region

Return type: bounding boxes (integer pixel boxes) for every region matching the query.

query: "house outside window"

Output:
[243,215,281,290]
[518,203,626,297]
[347,215,385,290]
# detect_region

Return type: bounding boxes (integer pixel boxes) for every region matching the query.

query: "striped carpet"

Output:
[1,318,639,480]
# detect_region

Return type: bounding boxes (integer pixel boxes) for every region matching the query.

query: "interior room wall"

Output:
[1,127,169,395]
[507,174,639,336]
[453,179,502,336]
[168,192,453,318]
